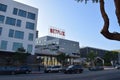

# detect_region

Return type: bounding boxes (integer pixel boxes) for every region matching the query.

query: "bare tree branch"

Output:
[114,0,120,26]
[100,0,120,41]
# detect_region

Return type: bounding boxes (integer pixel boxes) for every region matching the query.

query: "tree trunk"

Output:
[114,0,120,26]
[100,0,120,41]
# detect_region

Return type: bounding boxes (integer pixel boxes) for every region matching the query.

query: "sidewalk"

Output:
[31,67,45,74]
[104,66,115,70]
[31,70,44,74]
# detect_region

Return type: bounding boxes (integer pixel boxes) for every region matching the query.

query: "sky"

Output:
[14,0,120,51]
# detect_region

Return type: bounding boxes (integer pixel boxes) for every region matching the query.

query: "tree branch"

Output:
[100,0,120,41]
[114,0,120,26]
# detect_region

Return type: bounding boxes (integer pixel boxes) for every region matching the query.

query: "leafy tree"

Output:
[56,52,69,66]
[12,47,30,65]
[3,57,12,66]
[103,51,118,66]
[87,50,97,67]
[76,0,120,41]
[111,51,119,61]
[103,51,112,66]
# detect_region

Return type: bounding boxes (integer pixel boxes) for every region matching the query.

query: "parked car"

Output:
[0,66,31,75]
[44,65,62,73]
[88,66,104,71]
[0,66,16,75]
[115,65,120,69]
[16,66,32,74]
[64,65,83,74]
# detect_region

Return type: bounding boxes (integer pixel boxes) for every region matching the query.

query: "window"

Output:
[0,15,5,23]
[26,22,35,30]
[5,17,22,27]
[0,40,8,50]
[16,19,21,27]
[8,29,14,37]
[6,17,16,26]
[13,8,18,15]
[12,42,23,51]
[28,33,34,41]
[73,44,76,46]
[27,12,36,20]
[18,9,27,17]
[8,29,24,39]
[27,44,33,53]
[0,3,7,12]
[14,30,24,39]
[0,27,2,35]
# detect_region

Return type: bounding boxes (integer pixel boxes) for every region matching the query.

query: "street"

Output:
[0,69,120,80]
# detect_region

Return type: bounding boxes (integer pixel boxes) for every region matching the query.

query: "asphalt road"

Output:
[0,69,120,80]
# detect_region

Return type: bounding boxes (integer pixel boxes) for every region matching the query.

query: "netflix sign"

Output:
[49,28,65,37]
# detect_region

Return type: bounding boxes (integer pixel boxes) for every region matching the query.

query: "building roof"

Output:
[37,35,79,43]
[80,46,109,51]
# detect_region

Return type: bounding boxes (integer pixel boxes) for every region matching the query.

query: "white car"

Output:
[44,65,62,73]
[115,65,120,69]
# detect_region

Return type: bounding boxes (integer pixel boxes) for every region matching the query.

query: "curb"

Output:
[31,71,43,74]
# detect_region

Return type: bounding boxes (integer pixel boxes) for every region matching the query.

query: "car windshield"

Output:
[68,65,73,69]
[52,66,61,68]
[47,66,52,68]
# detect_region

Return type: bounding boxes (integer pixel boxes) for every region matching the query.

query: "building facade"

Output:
[0,0,38,54]
[35,36,80,66]
[80,47,108,58]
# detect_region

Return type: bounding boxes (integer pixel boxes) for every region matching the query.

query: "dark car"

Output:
[0,66,31,75]
[44,65,62,73]
[16,66,32,74]
[88,66,104,71]
[64,65,83,74]
[0,66,17,75]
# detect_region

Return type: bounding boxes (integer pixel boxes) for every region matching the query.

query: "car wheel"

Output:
[76,70,80,73]
[70,71,73,74]
[44,71,48,73]
[26,71,29,74]
[58,70,61,72]
[118,67,120,69]
[79,70,82,73]
[64,72,67,74]
[11,71,15,75]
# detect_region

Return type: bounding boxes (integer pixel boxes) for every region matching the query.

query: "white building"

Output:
[0,0,38,54]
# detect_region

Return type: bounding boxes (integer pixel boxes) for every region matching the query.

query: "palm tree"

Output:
[76,0,120,41]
